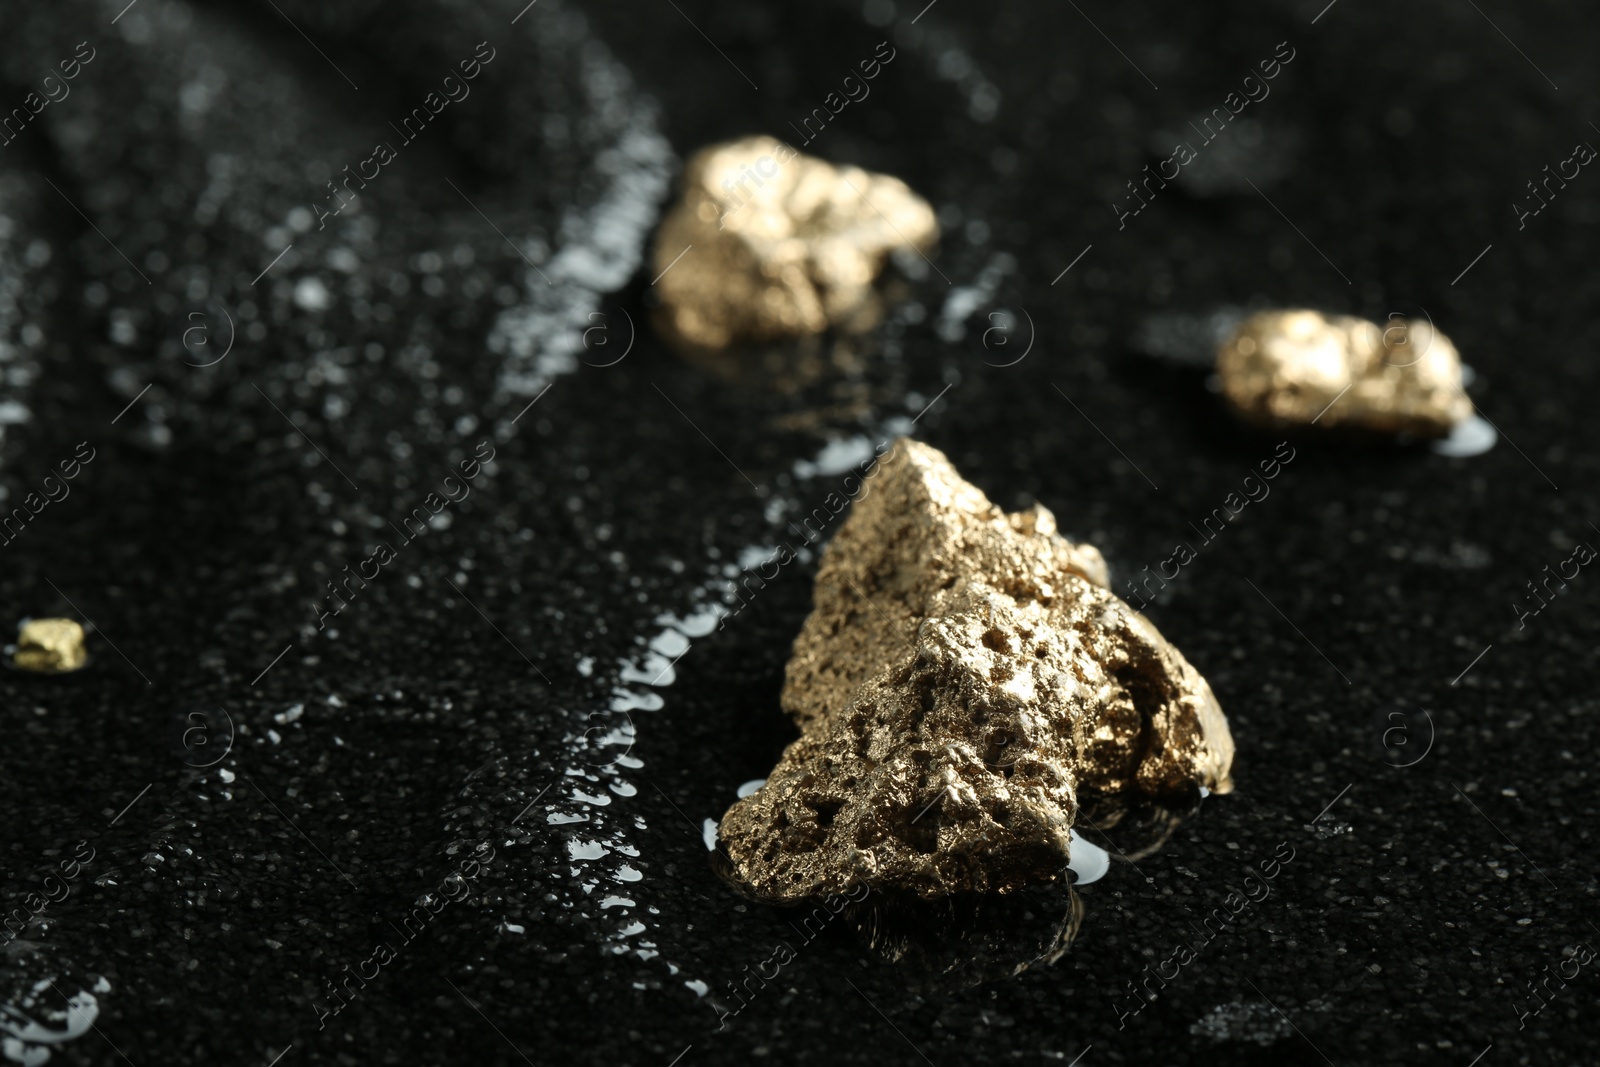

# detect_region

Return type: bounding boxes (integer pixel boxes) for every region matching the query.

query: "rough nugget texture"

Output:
[719,440,1234,902]
[652,136,937,351]
[1217,309,1473,437]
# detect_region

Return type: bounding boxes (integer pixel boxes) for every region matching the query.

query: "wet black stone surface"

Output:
[1,1,1597,1065]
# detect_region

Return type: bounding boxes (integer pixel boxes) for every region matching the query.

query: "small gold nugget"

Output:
[14,618,87,673]
[718,440,1233,902]
[652,136,938,351]
[1217,309,1472,437]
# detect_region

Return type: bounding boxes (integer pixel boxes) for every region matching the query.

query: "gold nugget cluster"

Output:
[1217,309,1472,437]
[652,136,938,351]
[718,440,1234,902]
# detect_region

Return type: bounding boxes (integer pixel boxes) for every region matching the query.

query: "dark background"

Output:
[0,0,1596,1065]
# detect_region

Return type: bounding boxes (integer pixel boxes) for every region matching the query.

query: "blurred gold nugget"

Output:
[1218,309,1473,438]
[14,618,87,673]
[652,136,938,351]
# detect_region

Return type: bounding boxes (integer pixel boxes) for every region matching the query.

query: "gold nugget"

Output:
[14,618,87,673]
[652,136,938,351]
[718,440,1233,902]
[1217,309,1472,437]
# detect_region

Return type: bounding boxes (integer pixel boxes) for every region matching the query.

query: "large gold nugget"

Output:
[718,440,1233,902]
[652,136,938,351]
[1217,309,1472,437]
[14,618,87,673]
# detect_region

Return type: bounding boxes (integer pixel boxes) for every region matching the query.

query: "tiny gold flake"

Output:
[1217,309,1473,437]
[14,618,88,673]
[718,440,1233,902]
[652,136,938,352]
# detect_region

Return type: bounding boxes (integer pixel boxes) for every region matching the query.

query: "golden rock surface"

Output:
[652,136,937,351]
[718,440,1233,902]
[14,618,87,673]
[1217,309,1473,437]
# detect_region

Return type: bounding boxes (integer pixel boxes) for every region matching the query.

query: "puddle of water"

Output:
[1,981,103,1067]
[1067,829,1110,886]
[1431,413,1497,457]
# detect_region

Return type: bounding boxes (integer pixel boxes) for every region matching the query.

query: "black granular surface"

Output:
[0,1,1596,1065]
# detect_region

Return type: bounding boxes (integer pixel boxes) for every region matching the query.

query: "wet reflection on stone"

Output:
[850,791,1205,991]
[848,884,1084,993]
[667,331,874,398]
[713,789,1207,993]
[1074,787,1209,864]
